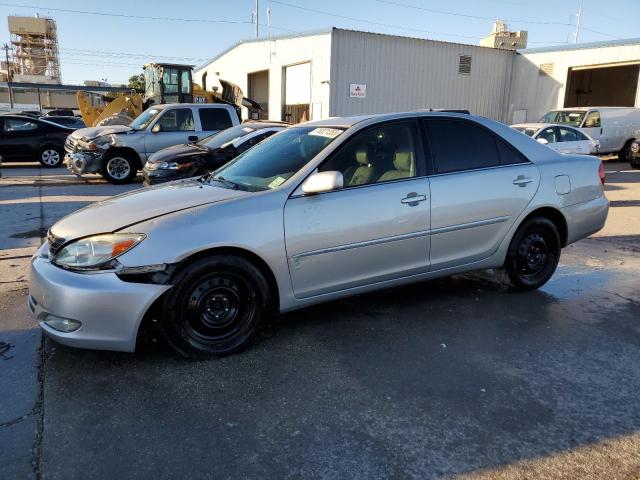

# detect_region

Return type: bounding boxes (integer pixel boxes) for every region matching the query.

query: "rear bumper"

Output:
[28,247,169,352]
[562,194,609,245]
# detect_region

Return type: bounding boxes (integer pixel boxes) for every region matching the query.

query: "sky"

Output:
[0,0,638,85]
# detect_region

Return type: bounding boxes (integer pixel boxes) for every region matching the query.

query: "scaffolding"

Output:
[8,15,61,83]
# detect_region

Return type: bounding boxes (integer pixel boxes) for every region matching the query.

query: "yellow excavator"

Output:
[77,63,260,127]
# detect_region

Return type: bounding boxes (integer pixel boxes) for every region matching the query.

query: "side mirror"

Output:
[301,171,343,194]
[536,137,549,145]
[151,123,162,134]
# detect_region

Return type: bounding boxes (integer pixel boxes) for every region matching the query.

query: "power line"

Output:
[268,0,484,40]
[0,2,248,24]
[375,0,573,26]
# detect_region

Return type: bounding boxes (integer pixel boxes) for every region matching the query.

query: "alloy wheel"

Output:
[106,157,131,180]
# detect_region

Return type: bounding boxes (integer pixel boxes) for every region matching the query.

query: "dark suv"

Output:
[0,115,74,167]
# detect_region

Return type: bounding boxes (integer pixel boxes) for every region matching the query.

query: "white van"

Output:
[539,107,640,161]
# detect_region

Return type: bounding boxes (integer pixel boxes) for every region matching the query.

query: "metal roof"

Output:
[520,37,640,54]
[195,29,332,71]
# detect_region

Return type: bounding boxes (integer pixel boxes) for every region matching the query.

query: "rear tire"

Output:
[619,140,634,163]
[497,217,561,291]
[38,146,63,168]
[159,255,272,359]
[100,151,137,184]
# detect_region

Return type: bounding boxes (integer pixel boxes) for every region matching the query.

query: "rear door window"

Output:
[424,119,500,174]
[199,108,233,131]
[558,127,579,142]
[3,118,39,132]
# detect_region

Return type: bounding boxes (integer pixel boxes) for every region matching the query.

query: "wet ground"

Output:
[1,161,639,479]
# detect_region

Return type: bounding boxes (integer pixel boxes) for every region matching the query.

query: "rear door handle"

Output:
[401,192,427,206]
[513,175,534,187]
[188,135,199,142]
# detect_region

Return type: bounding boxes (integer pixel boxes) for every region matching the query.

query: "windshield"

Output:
[512,126,538,137]
[208,126,344,191]
[539,110,586,127]
[198,125,258,149]
[130,108,162,130]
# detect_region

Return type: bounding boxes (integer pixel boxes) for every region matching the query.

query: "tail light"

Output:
[598,161,605,186]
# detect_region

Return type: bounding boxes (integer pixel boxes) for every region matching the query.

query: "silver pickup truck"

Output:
[65,103,240,184]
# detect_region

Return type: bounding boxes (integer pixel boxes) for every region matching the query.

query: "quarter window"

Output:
[157,108,195,132]
[199,108,233,131]
[425,119,499,174]
[320,122,418,187]
[584,111,600,128]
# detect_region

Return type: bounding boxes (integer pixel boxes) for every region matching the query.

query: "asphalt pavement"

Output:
[1,161,639,479]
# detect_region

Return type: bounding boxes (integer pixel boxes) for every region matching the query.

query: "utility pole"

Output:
[255,0,259,38]
[573,4,582,44]
[267,7,271,40]
[3,43,14,109]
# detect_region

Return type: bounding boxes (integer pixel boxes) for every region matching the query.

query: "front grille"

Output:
[64,135,78,154]
[47,230,66,256]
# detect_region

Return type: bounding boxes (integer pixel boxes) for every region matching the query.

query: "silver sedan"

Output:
[29,111,609,358]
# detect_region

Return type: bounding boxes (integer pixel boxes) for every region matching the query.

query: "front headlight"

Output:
[158,161,194,171]
[53,233,145,270]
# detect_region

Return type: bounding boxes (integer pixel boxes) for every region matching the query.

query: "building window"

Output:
[539,63,554,76]
[458,55,472,75]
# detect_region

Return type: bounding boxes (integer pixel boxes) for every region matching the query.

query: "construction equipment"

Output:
[76,63,261,128]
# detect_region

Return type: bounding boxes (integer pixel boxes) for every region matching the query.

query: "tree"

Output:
[128,73,145,91]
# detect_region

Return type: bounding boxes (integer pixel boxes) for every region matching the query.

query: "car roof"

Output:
[511,123,554,130]
[241,122,288,129]
[301,110,475,129]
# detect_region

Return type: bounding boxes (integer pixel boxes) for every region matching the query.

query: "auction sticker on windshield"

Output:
[309,128,342,138]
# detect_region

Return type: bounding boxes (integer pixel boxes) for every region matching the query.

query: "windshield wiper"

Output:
[212,176,239,190]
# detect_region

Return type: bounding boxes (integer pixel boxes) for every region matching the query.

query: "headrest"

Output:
[394,152,413,171]
[355,150,368,165]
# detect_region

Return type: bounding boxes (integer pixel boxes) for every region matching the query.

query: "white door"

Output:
[555,126,592,154]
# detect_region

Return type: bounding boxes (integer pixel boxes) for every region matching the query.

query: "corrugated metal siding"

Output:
[329,29,515,121]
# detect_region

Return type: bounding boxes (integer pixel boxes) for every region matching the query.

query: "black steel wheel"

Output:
[160,255,272,359]
[497,217,561,291]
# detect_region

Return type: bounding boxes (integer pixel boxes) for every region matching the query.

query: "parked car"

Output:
[0,114,74,167]
[511,123,599,155]
[65,103,240,184]
[43,109,75,117]
[45,116,86,130]
[539,107,640,161]
[29,111,609,359]
[143,121,288,185]
[630,139,640,169]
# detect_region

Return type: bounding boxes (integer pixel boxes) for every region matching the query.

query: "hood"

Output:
[72,125,134,141]
[147,143,207,164]
[50,179,249,240]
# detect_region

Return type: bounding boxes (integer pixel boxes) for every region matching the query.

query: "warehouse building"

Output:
[196,28,640,124]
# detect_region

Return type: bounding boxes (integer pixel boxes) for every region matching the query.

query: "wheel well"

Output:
[174,247,280,312]
[107,147,142,170]
[523,207,568,246]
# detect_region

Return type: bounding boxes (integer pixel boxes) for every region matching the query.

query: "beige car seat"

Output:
[348,150,376,186]
[377,151,414,182]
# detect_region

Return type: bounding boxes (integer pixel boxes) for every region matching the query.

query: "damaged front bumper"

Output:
[65,151,103,175]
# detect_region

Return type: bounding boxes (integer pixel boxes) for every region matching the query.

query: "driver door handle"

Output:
[188,135,199,142]
[401,192,427,206]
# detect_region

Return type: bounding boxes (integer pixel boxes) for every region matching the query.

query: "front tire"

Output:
[160,255,272,359]
[497,217,561,291]
[619,140,634,163]
[38,146,63,168]
[100,152,137,184]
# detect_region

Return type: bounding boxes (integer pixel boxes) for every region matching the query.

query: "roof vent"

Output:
[539,63,554,76]
[458,55,472,75]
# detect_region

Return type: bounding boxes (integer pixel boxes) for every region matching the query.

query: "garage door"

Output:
[283,62,311,123]
[565,63,640,107]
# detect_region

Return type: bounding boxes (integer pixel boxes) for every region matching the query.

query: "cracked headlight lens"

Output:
[53,233,145,270]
